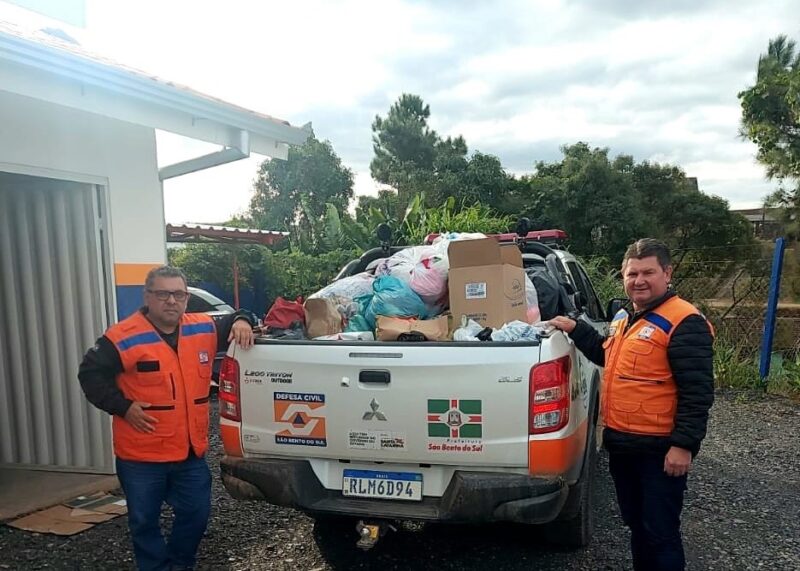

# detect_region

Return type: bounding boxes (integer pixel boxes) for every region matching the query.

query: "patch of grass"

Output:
[714,339,761,391]
[714,337,800,399]
[764,352,800,398]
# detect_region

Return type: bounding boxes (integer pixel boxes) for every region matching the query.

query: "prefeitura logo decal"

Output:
[273,392,327,447]
[427,399,484,453]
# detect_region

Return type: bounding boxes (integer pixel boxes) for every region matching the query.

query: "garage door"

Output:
[0,172,114,472]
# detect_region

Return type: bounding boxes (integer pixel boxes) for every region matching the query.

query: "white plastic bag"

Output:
[376,246,449,305]
[314,331,375,341]
[410,256,449,305]
[453,319,484,342]
[491,320,541,342]
[309,272,375,301]
[431,232,487,246]
[328,295,360,320]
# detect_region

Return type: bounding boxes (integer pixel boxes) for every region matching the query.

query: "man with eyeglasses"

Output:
[78,265,256,571]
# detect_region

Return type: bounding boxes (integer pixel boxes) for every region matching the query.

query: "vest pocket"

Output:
[193,408,210,451]
[608,399,654,433]
[610,400,641,413]
[131,372,173,404]
[136,371,165,386]
[192,364,212,402]
[192,363,211,449]
[114,410,176,453]
[147,408,177,438]
[608,396,674,434]
[641,401,673,414]
[627,340,654,355]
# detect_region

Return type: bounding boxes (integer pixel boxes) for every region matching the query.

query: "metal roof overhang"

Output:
[166,223,288,246]
[0,23,312,174]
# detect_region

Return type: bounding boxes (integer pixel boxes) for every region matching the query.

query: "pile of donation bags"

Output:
[262,233,548,343]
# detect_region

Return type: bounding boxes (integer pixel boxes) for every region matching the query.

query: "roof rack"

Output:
[496,229,567,247]
[424,229,568,248]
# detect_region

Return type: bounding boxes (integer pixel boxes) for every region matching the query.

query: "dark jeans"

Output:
[116,454,212,571]
[608,451,688,571]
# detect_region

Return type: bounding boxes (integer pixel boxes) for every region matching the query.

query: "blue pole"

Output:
[759,237,786,381]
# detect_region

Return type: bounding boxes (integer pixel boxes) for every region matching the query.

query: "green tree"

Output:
[631,162,755,261]
[370,94,439,218]
[370,94,516,217]
[168,243,237,290]
[355,190,400,227]
[168,242,362,308]
[522,143,647,261]
[518,144,754,265]
[763,188,799,238]
[740,35,800,238]
[168,243,272,297]
[429,150,515,209]
[249,137,354,252]
[739,35,800,180]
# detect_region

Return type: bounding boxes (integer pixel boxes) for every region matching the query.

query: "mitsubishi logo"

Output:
[362,398,387,421]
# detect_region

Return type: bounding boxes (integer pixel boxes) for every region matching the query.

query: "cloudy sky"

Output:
[7,0,800,223]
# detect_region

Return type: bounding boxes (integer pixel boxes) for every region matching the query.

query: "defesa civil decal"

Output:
[273,392,327,447]
[198,351,209,364]
[426,399,484,453]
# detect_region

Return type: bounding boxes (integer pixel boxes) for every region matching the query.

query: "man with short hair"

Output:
[79,266,256,571]
[550,238,714,571]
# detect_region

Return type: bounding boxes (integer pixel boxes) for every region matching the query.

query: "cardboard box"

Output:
[8,493,127,536]
[447,238,527,328]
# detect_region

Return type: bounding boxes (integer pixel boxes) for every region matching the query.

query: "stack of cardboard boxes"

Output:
[281,235,536,342]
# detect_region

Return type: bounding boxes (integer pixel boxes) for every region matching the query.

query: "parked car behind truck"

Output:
[217,232,609,549]
[186,286,234,383]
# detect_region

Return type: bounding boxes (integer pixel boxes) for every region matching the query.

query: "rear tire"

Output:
[547,442,596,548]
[544,405,599,549]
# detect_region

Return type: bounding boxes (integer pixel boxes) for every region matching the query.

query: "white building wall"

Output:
[0,90,166,471]
[0,89,166,268]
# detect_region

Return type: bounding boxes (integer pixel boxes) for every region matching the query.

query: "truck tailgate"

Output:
[232,340,540,468]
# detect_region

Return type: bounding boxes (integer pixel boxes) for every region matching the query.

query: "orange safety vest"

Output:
[105,311,217,462]
[601,295,711,437]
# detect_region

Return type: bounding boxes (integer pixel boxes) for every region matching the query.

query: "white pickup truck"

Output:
[218,232,609,548]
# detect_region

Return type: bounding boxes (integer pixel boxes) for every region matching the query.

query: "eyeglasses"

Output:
[147,289,189,302]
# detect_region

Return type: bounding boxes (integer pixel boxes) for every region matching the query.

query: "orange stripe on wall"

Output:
[220,423,244,457]
[114,263,160,286]
[528,418,589,476]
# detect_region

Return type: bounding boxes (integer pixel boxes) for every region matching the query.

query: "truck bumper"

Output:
[220,456,568,525]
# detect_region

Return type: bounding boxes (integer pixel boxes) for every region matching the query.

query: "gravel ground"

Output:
[1,391,798,571]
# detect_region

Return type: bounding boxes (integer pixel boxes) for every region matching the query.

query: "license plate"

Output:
[342,469,423,501]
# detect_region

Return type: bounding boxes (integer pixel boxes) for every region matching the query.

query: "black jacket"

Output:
[78,309,255,418]
[570,291,715,456]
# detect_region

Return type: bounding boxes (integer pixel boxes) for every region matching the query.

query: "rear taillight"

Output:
[219,356,241,422]
[529,355,571,434]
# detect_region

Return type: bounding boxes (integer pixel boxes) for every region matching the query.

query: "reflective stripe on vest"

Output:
[105,311,217,462]
[601,296,709,437]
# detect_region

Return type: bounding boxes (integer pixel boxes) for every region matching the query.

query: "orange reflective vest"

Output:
[601,295,711,436]
[105,311,216,462]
